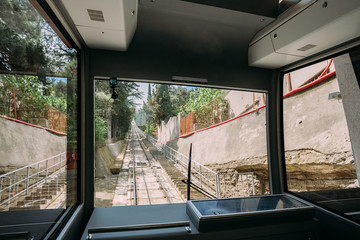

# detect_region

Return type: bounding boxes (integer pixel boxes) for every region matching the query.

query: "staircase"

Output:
[0,153,67,211]
[7,173,66,211]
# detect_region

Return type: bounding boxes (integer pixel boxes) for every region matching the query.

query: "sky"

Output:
[133,82,149,110]
[47,76,67,83]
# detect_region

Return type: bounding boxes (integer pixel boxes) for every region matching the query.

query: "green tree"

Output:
[169,86,191,115]
[95,116,107,141]
[180,88,222,114]
[147,83,152,104]
[0,75,48,121]
[62,58,78,145]
[0,0,75,79]
[153,84,172,124]
[94,80,141,140]
[180,88,229,127]
[0,0,48,75]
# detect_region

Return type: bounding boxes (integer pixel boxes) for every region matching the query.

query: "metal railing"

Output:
[0,152,66,210]
[137,127,220,198]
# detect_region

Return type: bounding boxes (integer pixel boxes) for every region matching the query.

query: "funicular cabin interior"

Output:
[0,0,360,239]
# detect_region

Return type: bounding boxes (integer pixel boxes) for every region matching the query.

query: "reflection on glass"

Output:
[94,80,269,207]
[0,0,78,211]
[283,59,360,223]
[191,195,308,216]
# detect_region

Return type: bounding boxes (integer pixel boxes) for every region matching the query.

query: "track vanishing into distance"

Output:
[113,123,184,206]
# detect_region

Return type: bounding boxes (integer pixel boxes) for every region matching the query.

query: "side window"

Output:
[94,80,269,207]
[283,58,360,222]
[0,0,78,237]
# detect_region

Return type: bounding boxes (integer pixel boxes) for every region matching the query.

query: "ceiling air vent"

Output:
[87,9,105,22]
[297,44,316,52]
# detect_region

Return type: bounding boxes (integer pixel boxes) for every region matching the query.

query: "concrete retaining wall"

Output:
[158,114,181,143]
[95,141,124,178]
[166,77,357,193]
[167,107,267,166]
[167,77,352,165]
[225,91,265,118]
[0,117,66,168]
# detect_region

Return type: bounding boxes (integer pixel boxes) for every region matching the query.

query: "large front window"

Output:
[94,80,269,207]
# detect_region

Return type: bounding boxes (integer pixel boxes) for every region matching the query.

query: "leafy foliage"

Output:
[153,84,172,124]
[95,116,107,141]
[62,59,78,145]
[180,88,229,128]
[169,86,191,116]
[95,80,141,141]
[0,75,68,120]
[145,123,156,134]
[180,88,222,114]
[0,0,75,79]
[0,0,79,143]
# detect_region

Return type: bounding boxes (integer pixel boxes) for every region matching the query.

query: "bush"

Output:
[145,123,156,134]
[95,116,107,141]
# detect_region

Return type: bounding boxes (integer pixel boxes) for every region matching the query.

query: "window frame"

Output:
[279,46,360,226]
[0,0,83,239]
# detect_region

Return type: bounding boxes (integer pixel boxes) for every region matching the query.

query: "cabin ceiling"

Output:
[53,0,280,53]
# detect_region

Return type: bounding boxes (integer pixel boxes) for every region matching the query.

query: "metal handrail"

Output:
[137,127,220,198]
[0,152,65,178]
[0,152,66,210]
[162,145,219,197]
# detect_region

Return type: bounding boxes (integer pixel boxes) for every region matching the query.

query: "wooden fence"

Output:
[47,106,66,133]
[180,112,194,135]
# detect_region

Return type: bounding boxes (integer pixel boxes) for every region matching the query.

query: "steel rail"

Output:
[131,131,137,206]
[136,133,172,204]
[134,129,152,205]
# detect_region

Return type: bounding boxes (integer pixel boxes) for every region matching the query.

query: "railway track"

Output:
[126,123,182,205]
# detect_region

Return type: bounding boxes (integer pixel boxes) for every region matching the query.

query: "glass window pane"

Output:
[283,59,360,223]
[94,80,269,207]
[0,0,78,214]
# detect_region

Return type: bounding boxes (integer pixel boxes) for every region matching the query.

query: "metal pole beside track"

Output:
[187,143,192,201]
[132,130,137,206]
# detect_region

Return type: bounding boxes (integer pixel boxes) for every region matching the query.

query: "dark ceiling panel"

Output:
[88,0,274,91]
[181,0,279,18]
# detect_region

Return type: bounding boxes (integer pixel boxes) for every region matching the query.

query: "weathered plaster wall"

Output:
[283,77,357,191]
[165,77,358,194]
[0,118,66,169]
[224,91,265,118]
[283,60,335,93]
[167,107,267,166]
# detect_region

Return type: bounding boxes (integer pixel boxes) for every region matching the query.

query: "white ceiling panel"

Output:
[62,0,126,29]
[61,0,138,51]
[77,26,127,51]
